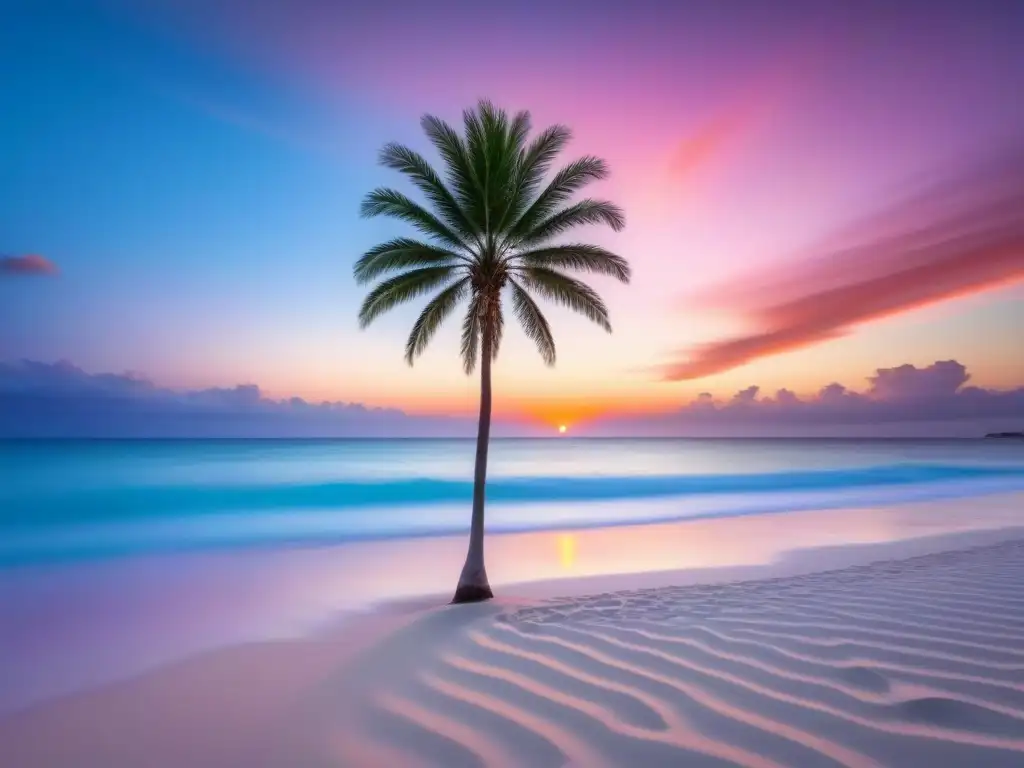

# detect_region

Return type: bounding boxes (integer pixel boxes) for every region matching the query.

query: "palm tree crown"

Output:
[354,100,630,369]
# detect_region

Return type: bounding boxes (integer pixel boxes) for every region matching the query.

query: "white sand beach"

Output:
[3,498,1024,767]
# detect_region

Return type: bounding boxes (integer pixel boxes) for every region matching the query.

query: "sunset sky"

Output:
[3,0,1023,431]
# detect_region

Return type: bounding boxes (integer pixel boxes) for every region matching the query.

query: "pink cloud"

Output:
[668,55,807,183]
[664,141,1024,380]
[0,255,58,276]
[671,111,748,179]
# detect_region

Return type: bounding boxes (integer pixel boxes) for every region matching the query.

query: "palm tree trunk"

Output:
[452,323,495,604]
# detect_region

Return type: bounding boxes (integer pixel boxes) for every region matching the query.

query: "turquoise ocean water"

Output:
[4,438,1024,565]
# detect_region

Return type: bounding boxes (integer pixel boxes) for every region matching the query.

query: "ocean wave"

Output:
[2,464,1024,565]
[5,463,1024,527]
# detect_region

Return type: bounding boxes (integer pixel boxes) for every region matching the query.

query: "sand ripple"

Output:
[354,541,1024,767]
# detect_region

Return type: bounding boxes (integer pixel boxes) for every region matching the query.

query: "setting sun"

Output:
[558,425,567,434]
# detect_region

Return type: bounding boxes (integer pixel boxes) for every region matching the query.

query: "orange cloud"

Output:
[664,142,1024,380]
[1,254,58,276]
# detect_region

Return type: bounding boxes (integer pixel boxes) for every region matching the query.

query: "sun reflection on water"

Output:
[557,533,577,570]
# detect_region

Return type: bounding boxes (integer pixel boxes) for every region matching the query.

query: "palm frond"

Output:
[488,108,532,236]
[509,279,556,365]
[461,104,491,232]
[518,125,571,193]
[510,157,610,240]
[419,115,481,231]
[460,298,481,374]
[517,266,612,331]
[378,143,478,242]
[507,111,532,160]
[517,198,625,247]
[360,188,469,251]
[514,243,631,283]
[354,238,464,284]
[459,100,530,242]
[489,298,505,361]
[498,124,571,234]
[459,291,504,370]
[358,266,458,328]
[404,277,470,364]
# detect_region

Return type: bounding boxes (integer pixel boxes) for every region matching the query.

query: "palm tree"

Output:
[354,101,630,603]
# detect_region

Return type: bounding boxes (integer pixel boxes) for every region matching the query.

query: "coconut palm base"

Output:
[451,582,495,604]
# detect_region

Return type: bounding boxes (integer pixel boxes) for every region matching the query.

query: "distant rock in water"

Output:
[984,431,1024,439]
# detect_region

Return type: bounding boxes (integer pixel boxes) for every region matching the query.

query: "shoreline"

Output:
[2,491,1023,718]
[370,522,1024,612]
[4,529,1024,766]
